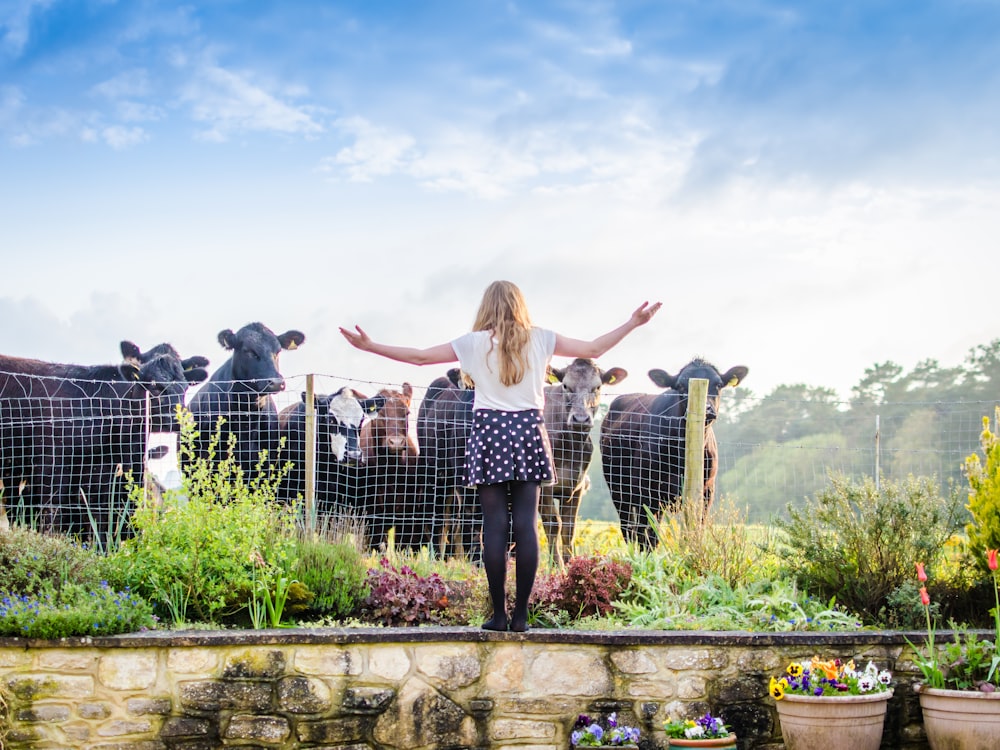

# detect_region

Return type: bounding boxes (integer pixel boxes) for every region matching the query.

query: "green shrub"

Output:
[776,472,966,624]
[965,406,1000,569]
[293,534,369,619]
[0,526,105,596]
[0,581,155,638]
[103,409,298,626]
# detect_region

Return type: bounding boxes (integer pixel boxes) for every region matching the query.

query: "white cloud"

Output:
[0,0,54,58]
[92,69,152,100]
[102,124,148,149]
[181,63,324,142]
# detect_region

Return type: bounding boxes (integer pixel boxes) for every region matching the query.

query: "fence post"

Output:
[875,414,881,491]
[683,378,708,509]
[304,373,316,533]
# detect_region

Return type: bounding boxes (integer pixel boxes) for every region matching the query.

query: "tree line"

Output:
[579,339,1000,524]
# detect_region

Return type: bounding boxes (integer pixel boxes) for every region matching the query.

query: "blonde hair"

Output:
[472,280,533,386]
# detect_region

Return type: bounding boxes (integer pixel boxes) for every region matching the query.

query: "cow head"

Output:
[310,388,386,464]
[548,358,628,428]
[648,359,748,424]
[361,383,418,461]
[218,323,305,395]
[121,341,211,430]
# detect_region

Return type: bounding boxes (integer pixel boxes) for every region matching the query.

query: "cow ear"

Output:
[117,363,141,381]
[401,382,414,401]
[182,356,210,371]
[547,366,565,384]
[446,368,462,387]
[120,341,142,364]
[362,395,387,414]
[277,330,306,351]
[721,366,749,388]
[602,367,628,386]
[648,368,677,389]
[184,368,209,384]
[218,329,237,350]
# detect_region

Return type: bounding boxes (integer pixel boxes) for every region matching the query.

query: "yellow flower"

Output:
[786,662,804,678]
[769,676,787,700]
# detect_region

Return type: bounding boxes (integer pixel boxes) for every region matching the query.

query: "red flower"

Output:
[915,562,928,582]
[988,549,999,572]
[920,586,930,606]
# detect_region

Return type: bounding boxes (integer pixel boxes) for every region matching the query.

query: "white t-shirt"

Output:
[451,327,556,411]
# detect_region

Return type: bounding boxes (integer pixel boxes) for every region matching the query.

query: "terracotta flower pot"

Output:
[774,690,893,750]
[666,733,738,748]
[917,685,1000,750]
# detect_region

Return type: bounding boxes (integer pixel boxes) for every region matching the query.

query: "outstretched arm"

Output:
[339,325,458,366]
[553,301,662,359]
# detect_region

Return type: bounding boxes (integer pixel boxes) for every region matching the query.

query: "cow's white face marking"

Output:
[327,390,366,462]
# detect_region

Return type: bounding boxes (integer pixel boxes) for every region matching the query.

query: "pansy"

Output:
[771,656,892,698]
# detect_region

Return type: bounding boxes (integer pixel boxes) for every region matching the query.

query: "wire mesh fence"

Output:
[1,363,996,553]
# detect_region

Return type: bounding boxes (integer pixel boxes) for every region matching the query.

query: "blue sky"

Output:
[2,0,999,401]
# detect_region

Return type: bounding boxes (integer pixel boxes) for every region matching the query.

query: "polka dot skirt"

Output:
[463,408,555,487]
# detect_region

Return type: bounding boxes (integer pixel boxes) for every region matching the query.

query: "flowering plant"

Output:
[768,656,892,699]
[907,555,1000,692]
[571,712,640,747]
[663,711,731,739]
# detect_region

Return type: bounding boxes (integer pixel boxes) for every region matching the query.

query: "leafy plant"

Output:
[0,526,105,596]
[776,472,965,623]
[909,555,1000,691]
[360,557,450,626]
[293,533,368,620]
[965,407,1000,567]
[0,581,155,638]
[103,408,298,625]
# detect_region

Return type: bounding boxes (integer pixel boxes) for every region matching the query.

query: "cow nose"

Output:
[569,413,593,426]
[387,437,406,450]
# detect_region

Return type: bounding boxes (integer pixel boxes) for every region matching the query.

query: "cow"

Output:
[120,341,210,432]
[600,358,748,549]
[0,353,148,538]
[416,368,477,558]
[116,341,210,509]
[356,383,422,550]
[186,323,305,477]
[276,387,386,516]
[540,358,628,563]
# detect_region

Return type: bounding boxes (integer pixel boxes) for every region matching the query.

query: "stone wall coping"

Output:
[0,627,982,649]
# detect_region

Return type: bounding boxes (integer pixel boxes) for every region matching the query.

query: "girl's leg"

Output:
[479,482,510,631]
[508,480,540,632]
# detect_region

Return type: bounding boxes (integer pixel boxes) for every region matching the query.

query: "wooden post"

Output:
[683,378,708,509]
[304,373,317,533]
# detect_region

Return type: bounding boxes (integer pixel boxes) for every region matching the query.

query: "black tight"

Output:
[478,480,539,632]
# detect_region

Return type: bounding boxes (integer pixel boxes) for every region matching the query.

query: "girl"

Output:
[340,280,660,632]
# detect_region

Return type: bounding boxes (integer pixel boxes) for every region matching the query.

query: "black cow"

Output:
[416,368,477,558]
[115,341,210,511]
[120,341,210,432]
[541,358,627,563]
[0,354,144,537]
[276,388,385,515]
[600,358,748,548]
[187,323,305,477]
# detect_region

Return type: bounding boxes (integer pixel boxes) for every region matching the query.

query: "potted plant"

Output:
[570,712,640,747]
[769,656,893,750]
[663,712,737,748]
[910,555,1000,750]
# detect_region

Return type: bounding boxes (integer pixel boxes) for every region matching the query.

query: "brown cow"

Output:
[600,358,748,549]
[357,383,422,550]
[541,358,627,563]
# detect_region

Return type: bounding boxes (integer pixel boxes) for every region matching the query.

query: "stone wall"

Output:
[0,628,942,749]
